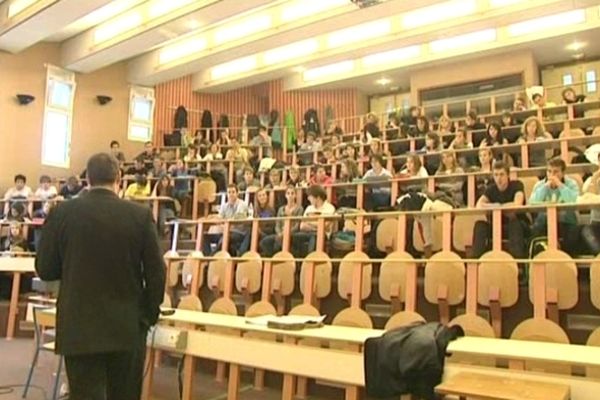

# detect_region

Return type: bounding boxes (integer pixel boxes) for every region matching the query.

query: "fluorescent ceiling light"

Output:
[508,9,586,36]
[148,0,196,19]
[7,0,39,18]
[263,39,319,65]
[566,41,586,51]
[159,36,207,65]
[489,0,523,6]
[94,12,143,43]
[280,0,350,23]
[430,29,496,52]
[401,0,477,29]
[376,77,392,86]
[362,45,421,67]
[211,56,258,80]
[70,0,143,28]
[303,60,354,81]
[327,19,391,48]
[214,15,272,45]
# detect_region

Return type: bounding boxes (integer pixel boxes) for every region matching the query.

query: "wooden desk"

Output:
[38,308,600,400]
[436,371,570,400]
[0,257,35,339]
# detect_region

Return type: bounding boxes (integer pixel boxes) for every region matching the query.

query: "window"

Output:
[562,73,573,86]
[586,70,597,93]
[42,66,75,168]
[128,86,155,142]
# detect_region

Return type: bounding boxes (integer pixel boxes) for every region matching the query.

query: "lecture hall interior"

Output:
[2,0,600,399]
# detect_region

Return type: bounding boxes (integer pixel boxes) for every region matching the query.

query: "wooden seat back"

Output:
[520,176,540,201]
[331,307,372,350]
[452,214,486,253]
[375,218,397,253]
[528,249,578,311]
[235,251,263,295]
[181,251,205,290]
[300,251,332,300]
[413,217,443,252]
[510,318,571,375]
[478,250,519,308]
[270,251,296,297]
[207,251,230,295]
[338,251,372,302]
[197,179,217,203]
[586,328,600,378]
[379,251,415,312]
[589,255,600,310]
[384,311,425,330]
[448,314,496,366]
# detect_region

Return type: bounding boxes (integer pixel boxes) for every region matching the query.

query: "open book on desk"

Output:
[245,314,326,330]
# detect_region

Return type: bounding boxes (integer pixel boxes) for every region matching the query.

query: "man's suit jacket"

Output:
[36,188,166,356]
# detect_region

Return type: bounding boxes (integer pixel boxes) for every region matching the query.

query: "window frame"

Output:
[128,86,155,143]
[586,70,597,93]
[41,65,76,168]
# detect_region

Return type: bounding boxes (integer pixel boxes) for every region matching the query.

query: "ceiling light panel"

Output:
[213,14,272,45]
[327,19,392,48]
[280,0,350,23]
[148,0,196,19]
[263,39,319,65]
[429,28,497,52]
[7,0,39,18]
[489,0,523,7]
[303,60,355,81]
[507,9,586,36]
[69,0,144,29]
[362,45,421,67]
[211,56,258,80]
[94,12,143,43]
[159,36,207,65]
[401,0,477,29]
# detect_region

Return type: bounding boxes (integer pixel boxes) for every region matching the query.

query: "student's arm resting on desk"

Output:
[529,181,548,204]
[141,209,166,326]
[35,205,62,281]
[559,178,580,202]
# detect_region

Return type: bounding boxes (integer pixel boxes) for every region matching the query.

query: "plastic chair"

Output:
[23,306,63,400]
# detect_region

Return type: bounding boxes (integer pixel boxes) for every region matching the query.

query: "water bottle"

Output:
[247,202,254,219]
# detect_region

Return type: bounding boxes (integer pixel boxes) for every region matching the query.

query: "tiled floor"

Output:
[0,339,339,400]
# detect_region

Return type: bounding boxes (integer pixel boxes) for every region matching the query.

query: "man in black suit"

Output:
[36,153,166,399]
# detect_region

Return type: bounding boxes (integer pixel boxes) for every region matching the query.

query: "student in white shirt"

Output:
[3,174,32,216]
[363,154,393,210]
[293,185,335,255]
[34,175,58,201]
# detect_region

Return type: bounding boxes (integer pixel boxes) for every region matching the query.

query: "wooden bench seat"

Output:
[435,371,570,400]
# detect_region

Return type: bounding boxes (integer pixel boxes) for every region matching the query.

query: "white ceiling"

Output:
[0,0,599,94]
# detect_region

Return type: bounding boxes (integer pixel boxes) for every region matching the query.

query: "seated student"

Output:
[265,169,285,210]
[471,161,528,259]
[448,128,473,169]
[180,127,194,149]
[436,150,465,206]
[360,112,381,144]
[501,111,515,129]
[168,159,192,202]
[329,134,342,158]
[363,154,393,210]
[58,176,83,200]
[136,141,158,165]
[250,126,273,158]
[562,87,586,119]
[203,184,249,256]
[581,165,600,253]
[310,165,333,187]
[226,137,250,183]
[237,166,260,192]
[531,93,556,109]
[5,202,30,223]
[244,188,277,252]
[409,115,430,138]
[298,132,320,165]
[293,129,306,151]
[110,140,126,163]
[183,146,201,162]
[124,174,151,199]
[292,185,336,256]
[125,157,148,177]
[480,122,507,148]
[437,115,455,137]
[465,109,487,131]
[148,156,167,178]
[319,145,337,164]
[203,142,223,161]
[422,132,442,175]
[342,143,358,161]
[337,159,360,208]
[513,97,527,112]
[193,129,211,154]
[529,157,580,255]
[0,222,28,252]
[3,174,32,217]
[260,186,303,257]
[34,175,57,201]
[518,116,553,167]
[152,175,177,236]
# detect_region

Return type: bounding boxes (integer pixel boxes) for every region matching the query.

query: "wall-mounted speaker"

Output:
[96,95,113,105]
[16,94,35,105]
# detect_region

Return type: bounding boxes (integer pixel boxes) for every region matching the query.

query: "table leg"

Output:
[182,355,195,400]
[281,337,298,400]
[227,363,241,400]
[6,272,21,340]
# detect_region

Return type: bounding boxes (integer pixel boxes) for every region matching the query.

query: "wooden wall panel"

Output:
[153,76,360,144]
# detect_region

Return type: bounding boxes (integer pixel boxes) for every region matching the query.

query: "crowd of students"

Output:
[1,88,597,266]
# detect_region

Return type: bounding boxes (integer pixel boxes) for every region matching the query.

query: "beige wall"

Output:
[541,60,600,104]
[409,50,539,104]
[0,43,144,192]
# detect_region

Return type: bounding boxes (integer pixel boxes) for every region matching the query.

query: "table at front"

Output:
[143,309,600,400]
[0,257,35,339]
